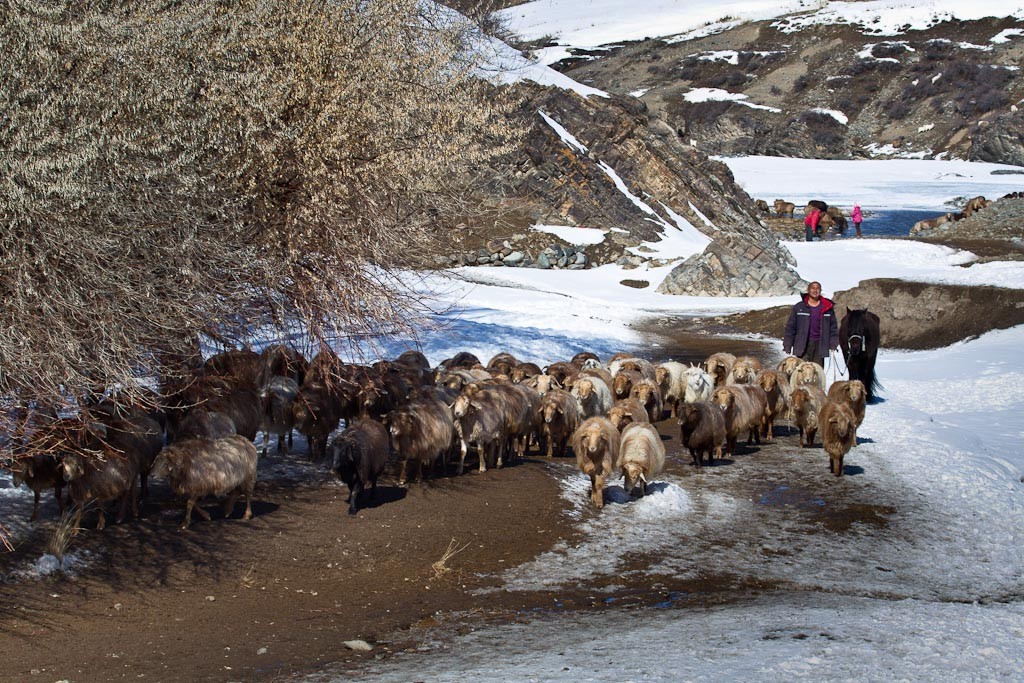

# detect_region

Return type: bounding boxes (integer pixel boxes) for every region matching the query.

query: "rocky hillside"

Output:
[535,16,1024,164]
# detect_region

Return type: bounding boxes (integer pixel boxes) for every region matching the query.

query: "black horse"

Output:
[839,308,882,401]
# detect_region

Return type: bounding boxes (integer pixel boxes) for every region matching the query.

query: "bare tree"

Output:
[0,0,521,421]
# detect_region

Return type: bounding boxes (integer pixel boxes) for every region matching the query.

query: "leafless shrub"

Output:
[0,1,522,425]
[431,538,470,577]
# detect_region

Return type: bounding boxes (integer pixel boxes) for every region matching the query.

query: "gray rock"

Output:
[536,253,551,268]
[505,251,525,265]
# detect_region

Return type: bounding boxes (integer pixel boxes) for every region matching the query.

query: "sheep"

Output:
[155,435,259,529]
[486,352,519,376]
[629,377,664,421]
[524,373,562,397]
[616,357,657,381]
[827,379,867,429]
[572,376,614,419]
[438,368,479,391]
[176,408,236,441]
[10,453,65,521]
[292,382,343,461]
[498,383,542,463]
[682,365,715,405]
[789,360,826,393]
[544,361,579,386]
[703,352,737,387]
[579,366,614,392]
[328,419,389,515]
[571,351,601,368]
[619,422,665,497]
[571,417,620,509]
[257,344,308,389]
[655,361,687,417]
[963,195,988,216]
[776,355,802,382]
[259,375,299,455]
[711,385,768,456]
[608,398,649,432]
[62,442,139,531]
[204,347,263,390]
[510,362,542,384]
[612,369,642,401]
[205,387,262,442]
[537,388,580,457]
[678,401,726,467]
[790,385,828,448]
[755,369,790,441]
[451,392,507,474]
[438,351,481,372]
[101,413,164,501]
[910,213,954,235]
[396,349,431,372]
[726,356,763,385]
[755,198,770,214]
[774,199,796,217]
[819,400,857,477]
[388,398,455,483]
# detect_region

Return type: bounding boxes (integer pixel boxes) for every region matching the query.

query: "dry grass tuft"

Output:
[431,538,470,578]
[46,508,81,564]
[239,564,258,589]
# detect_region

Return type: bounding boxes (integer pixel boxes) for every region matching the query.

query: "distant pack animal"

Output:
[819,401,857,477]
[805,200,828,215]
[755,199,770,214]
[571,417,620,509]
[910,213,954,235]
[963,195,989,215]
[677,401,726,467]
[774,199,795,218]
[839,309,881,402]
[618,422,665,498]
[328,419,389,515]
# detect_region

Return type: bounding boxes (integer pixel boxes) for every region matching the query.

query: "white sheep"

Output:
[618,422,665,498]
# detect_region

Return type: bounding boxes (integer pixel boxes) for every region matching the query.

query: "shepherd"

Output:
[783,281,838,368]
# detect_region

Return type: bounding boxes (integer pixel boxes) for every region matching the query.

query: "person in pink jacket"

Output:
[851,203,863,238]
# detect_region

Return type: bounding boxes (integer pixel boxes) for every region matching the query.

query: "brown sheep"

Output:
[328,419,389,515]
[10,453,65,521]
[486,352,519,377]
[545,361,580,386]
[655,362,687,418]
[176,408,236,441]
[910,213,954,235]
[726,356,763,385]
[571,417,620,509]
[101,413,164,501]
[451,391,507,474]
[510,362,542,384]
[257,344,308,388]
[292,382,343,461]
[819,401,857,477]
[963,195,988,215]
[677,401,726,467]
[703,352,737,387]
[827,379,867,428]
[62,437,140,531]
[629,377,664,421]
[205,388,262,442]
[755,199,770,214]
[571,351,601,368]
[790,361,826,393]
[711,385,768,456]
[612,369,642,401]
[619,422,665,498]
[388,398,455,483]
[790,385,828,448]
[537,389,580,457]
[755,369,790,441]
[608,398,649,432]
[156,435,259,529]
[204,347,263,390]
[258,375,299,455]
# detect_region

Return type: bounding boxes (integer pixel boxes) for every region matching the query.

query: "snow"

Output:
[810,107,849,124]
[530,224,607,246]
[718,156,1024,210]
[991,28,1024,44]
[537,110,588,154]
[684,87,782,112]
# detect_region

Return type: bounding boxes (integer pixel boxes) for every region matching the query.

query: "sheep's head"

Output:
[711,389,733,411]
[829,410,853,439]
[451,394,472,419]
[758,372,777,392]
[9,458,31,486]
[575,379,594,400]
[654,367,668,385]
[61,452,86,482]
[678,403,700,428]
[847,380,865,403]
[608,407,632,431]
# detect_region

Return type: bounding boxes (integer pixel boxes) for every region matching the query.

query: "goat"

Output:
[619,422,665,498]
[678,401,726,467]
[328,419,389,515]
[155,435,259,529]
[790,385,828,448]
[571,417,620,509]
[682,365,714,405]
[711,385,768,456]
[819,400,857,477]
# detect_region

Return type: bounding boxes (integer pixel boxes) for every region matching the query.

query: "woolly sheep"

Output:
[655,361,688,418]
[827,379,867,429]
[537,389,580,457]
[703,352,736,388]
[790,385,828,448]
[618,422,665,497]
[819,400,857,477]
[571,417,620,509]
[677,401,726,467]
[711,385,768,456]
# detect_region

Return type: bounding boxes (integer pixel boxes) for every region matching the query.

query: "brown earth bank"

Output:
[707,278,1024,350]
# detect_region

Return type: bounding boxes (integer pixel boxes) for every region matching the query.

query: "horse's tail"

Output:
[864,356,883,402]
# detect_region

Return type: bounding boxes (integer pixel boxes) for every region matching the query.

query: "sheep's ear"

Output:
[829,416,838,424]
[552,378,563,389]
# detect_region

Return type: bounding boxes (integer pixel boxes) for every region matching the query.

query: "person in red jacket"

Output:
[851,203,863,238]
[804,208,822,241]
[783,281,838,367]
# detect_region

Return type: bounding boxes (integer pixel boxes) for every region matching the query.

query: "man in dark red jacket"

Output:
[783,281,838,367]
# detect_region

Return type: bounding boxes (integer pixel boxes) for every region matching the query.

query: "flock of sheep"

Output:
[7,343,870,527]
